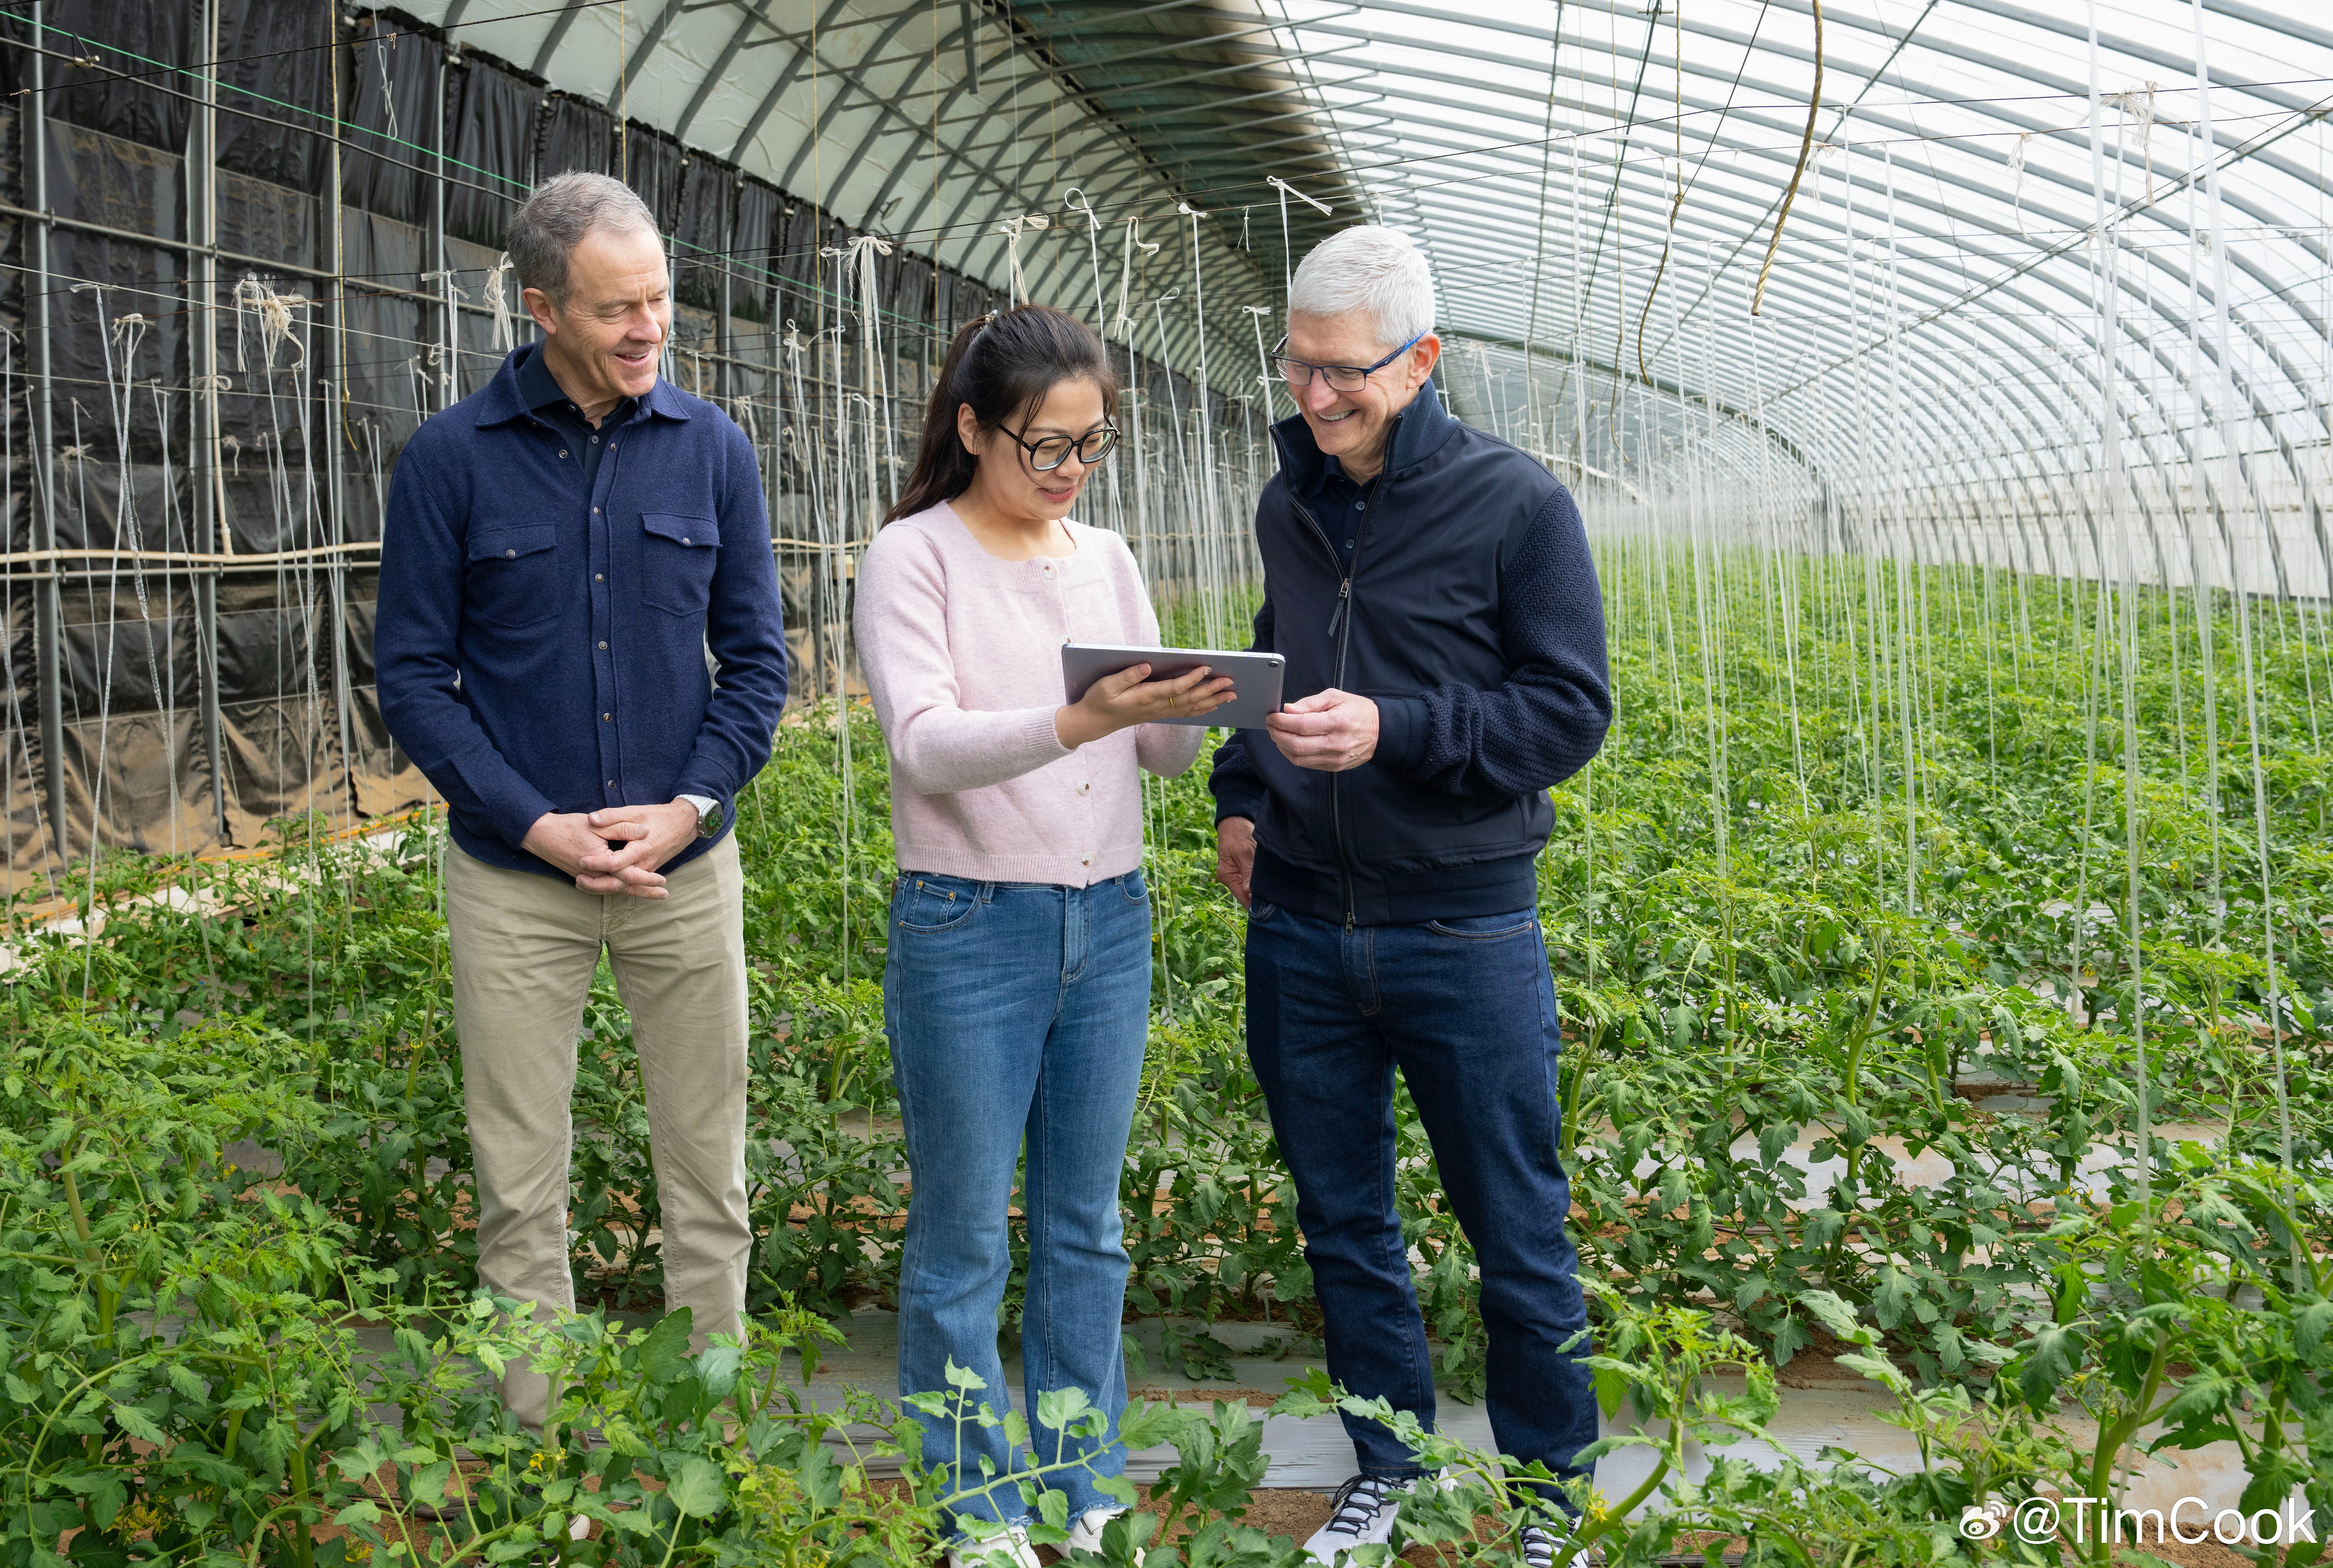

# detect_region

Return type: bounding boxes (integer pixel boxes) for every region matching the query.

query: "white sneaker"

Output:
[945,1523,1042,1568]
[1062,1505,1128,1555]
[1521,1519,1600,1568]
[1302,1474,1406,1564]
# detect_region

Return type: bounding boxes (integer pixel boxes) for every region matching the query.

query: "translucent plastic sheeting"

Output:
[1253,0,2333,590]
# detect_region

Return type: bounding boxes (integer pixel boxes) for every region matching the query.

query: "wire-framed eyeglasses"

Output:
[998,422,1120,471]
[1271,334,1425,392]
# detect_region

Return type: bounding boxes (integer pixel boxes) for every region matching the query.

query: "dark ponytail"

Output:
[885,304,1119,524]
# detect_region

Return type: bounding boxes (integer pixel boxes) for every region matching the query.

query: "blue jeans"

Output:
[1245,900,1597,1504]
[885,869,1151,1530]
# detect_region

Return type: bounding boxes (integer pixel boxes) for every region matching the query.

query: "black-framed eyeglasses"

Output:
[1272,333,1425,392]
[998,421,1120,471]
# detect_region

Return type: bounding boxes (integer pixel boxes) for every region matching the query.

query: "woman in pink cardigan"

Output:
[854,305,1233,1568]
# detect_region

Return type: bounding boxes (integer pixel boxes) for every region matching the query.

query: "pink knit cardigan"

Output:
[853,501,1204,885]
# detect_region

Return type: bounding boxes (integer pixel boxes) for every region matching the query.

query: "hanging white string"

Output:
[1114,218,1159,341]
[1244,304,1280,423]
[2009,132,2031,238]
[1264,175,1332,301]
[1061,187,1106,334]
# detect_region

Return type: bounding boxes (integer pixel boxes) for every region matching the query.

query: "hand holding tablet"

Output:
[1061,643,1288,730]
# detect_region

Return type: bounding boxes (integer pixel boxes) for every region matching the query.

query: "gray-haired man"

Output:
[377,173,790,1424]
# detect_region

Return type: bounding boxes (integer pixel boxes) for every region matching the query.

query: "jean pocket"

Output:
[1120,868,1150,905]
[895,873,984,933]
[1425,910,1536,940]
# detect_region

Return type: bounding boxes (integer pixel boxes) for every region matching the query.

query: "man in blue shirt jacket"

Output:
[1210,227,1611,1565]
[376,172,788,1429]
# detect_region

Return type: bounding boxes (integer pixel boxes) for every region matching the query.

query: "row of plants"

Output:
[1,1004,2325,1568]
[2,546,2329,1561]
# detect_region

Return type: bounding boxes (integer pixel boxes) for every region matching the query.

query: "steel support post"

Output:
[430,47,451,412]
[325,18,356,819]
[188,0,229,845]
[27,0,68,859]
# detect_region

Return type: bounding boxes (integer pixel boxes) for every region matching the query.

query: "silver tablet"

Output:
[1061,643,1286,730]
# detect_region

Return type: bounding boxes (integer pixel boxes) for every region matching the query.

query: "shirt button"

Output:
[606,780,614,788]
[1077,782,1090,795]
[598,641,608,650]
[1356,501,1366,511]
[591,435,600,444]
[603,712,612,721]
[593,507,601,514]
[1080,853,1092,866]
[1345,539,1355,549]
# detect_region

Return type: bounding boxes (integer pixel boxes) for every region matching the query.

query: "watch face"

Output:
[699,803,721,836]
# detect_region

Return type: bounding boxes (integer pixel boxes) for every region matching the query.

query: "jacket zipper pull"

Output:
[1326,578,1350,637]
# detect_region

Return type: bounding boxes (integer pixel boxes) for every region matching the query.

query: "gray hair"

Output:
[507,172,659,305]
[1288,225,1436,352]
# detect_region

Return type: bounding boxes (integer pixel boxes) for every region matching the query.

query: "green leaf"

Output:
[2017,1325,2081,1412]
[1795,1290,1873,1347]
[409,1460,453,1507]
[109,1402,168,1446]
[664,1455,727,1519]
[336,1501,383,1528]
[634,1309,694,1385]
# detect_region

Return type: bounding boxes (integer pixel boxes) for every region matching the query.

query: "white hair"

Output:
[1287,225,1436,352]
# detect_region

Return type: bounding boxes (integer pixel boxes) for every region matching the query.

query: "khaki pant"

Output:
[445,835,751,1428]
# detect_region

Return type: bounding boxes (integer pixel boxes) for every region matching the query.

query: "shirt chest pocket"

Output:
[642,513,720,616]
[465,525,561,629]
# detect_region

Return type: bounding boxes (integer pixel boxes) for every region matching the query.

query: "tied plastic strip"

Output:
[995,214,1049,307]
[231,276,311,371]
[2105,83,2158,202]
[484,253,517,353]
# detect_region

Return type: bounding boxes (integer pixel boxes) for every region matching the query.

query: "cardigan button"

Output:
[504,548,515,558]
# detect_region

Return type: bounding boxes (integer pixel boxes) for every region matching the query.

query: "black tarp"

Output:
[672,154,731,311]
[620,123,685,232]
[43,123,186,464]
[342,14,438,224]
[732,178,780,322]
[536,94,612,178]
[444,55,541,250]
[43,0,193,153]
[774,200,834,330]
[217,0,331,192]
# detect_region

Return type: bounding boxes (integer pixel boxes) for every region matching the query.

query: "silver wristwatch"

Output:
[677,793,722,837]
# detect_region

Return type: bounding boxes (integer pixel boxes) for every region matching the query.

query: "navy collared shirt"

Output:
[517,344,632,490]
[1301,454,1375,568]
[376,344,790,880]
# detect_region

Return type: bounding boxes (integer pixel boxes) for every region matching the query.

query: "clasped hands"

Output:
[523,801,701,897]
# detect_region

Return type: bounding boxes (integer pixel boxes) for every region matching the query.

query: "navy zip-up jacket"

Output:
[376,345,789,881]
[1207,378,1611,926]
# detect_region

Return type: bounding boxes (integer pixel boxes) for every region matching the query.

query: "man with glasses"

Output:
[1208,226,1611,1565]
